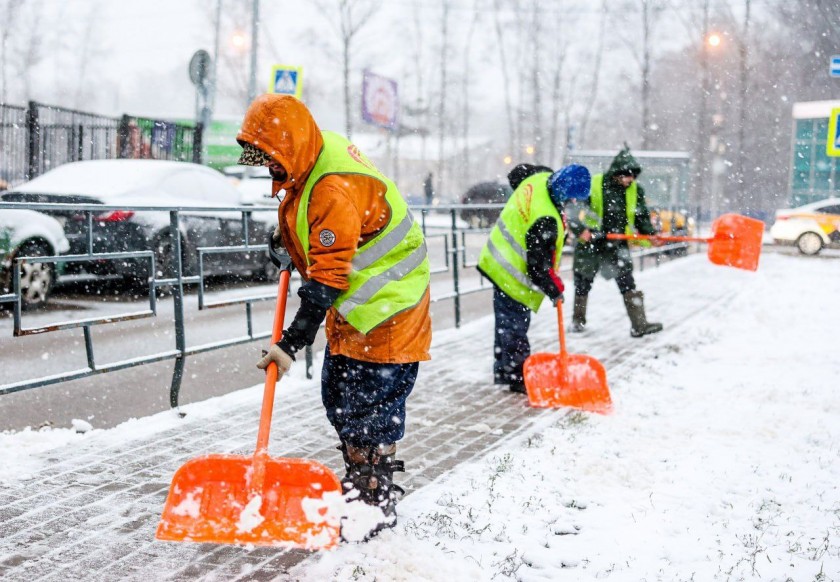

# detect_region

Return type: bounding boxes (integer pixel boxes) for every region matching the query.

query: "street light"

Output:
[524,145,535,155]
[231,31,248,51]
[503,155,513,165]
[707,33,722,48]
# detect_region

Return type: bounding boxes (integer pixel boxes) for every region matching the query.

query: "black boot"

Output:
[338,443,405,541]
[623,290,663,338]
[570,294,588,333]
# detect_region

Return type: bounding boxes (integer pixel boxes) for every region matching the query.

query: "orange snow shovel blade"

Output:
[156,453,341,548]
[608,213,764,272]
[707,213,764,272]
[523,303,612,413]
[156,256,342,549]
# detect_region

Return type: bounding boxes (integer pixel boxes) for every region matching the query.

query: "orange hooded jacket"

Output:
[237,95,431,364]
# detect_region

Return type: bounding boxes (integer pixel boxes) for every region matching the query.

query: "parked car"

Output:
[1,209,70,309]
[223,165,276,206]
[1,160,276,283]
[770,198,840,255]
[460,181,512,228]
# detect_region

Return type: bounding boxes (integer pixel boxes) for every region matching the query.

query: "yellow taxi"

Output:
[770,198,840,255]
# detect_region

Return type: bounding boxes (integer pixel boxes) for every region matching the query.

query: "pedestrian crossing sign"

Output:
[828,108,840,158]
[268,65,303,99]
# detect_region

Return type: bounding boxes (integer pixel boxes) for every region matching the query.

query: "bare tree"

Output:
[313,0,382,138]
[616,0,668,149]
[459,1,482,191]
[492,0,516,156]
[0,0,25,103]
[578,0,608,148]
[530,0,543,158]
[436,0,451,199]
[73,1,105,109]
[734,0,750,204]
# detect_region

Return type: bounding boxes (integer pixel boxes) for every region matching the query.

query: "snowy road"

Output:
[0,225,497,431]
[4,252,834,580]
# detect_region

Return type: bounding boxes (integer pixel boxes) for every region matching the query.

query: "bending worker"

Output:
[477,164,591,393]
[239,94,431,538]
[566,146,663,337]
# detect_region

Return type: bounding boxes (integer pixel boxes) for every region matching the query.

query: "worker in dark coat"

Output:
[567,147,663,337]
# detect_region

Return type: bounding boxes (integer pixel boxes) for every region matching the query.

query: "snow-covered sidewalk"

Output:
[295,254,840,581]
[2,253,838,581]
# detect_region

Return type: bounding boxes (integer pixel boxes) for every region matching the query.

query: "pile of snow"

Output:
[0,424,99,484]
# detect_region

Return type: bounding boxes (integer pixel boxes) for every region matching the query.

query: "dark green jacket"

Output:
[569,148,657,280]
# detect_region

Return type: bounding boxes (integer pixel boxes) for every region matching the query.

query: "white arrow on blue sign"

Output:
[831,55,840,78]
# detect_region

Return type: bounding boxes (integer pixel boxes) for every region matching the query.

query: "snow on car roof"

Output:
[794,197,840,211]
[12,159,213,198]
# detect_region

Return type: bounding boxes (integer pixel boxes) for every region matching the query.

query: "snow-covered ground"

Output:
[1,252,838,581]
[292,254,840,581]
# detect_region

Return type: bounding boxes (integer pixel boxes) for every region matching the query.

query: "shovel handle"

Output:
[606,233,712,244]
[254,265,292,464]
[556,301,567,358]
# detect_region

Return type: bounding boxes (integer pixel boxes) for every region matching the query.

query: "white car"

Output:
[2,160,277,282]
[1,209,70,309]
[223,165,277,206]
[770,198,840,255]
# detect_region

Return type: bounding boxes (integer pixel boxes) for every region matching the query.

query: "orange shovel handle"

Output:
[606,233,712,244]
[253,268,291,475]
[556,301,567,359]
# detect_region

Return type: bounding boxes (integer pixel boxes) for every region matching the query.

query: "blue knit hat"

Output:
[547,164,591,207]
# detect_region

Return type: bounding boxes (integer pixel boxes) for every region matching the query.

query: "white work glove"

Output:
[272,224,285,248]
[256,343,293,376]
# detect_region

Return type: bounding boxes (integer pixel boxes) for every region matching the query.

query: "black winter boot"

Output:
[338,443,405,541]
[570,294,588,333]
[623,290,663,338]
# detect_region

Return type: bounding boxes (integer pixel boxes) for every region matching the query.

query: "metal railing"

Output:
[0,202,688,408]
[0,101,202,184]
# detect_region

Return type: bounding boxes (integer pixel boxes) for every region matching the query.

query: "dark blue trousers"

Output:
[321,347,418,448]
[493,286,531,385]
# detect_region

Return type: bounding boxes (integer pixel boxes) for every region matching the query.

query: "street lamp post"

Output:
[247,0,260,105]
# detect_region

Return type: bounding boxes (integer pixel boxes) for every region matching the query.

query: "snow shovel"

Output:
[523,301,612,413]
[156,239,342,549]
[607,213,764,272]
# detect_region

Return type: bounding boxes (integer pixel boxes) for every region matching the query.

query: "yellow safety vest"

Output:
[477,172,565,312]
[296,132,430,334]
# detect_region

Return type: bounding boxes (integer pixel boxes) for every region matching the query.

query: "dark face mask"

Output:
[268,165,288,182]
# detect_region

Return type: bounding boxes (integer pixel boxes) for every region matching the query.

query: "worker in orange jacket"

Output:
[238,95,431,538]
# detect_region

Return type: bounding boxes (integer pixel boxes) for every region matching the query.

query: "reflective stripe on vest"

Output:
[485,223,538,291]
[295,131,430,334]
[590,173,638,235]
[477,172,564,312]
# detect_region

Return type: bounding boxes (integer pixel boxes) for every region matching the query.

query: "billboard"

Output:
[362,70,399,131]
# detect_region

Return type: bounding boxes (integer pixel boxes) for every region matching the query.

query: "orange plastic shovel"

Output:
[607,213,764,272]
[523,302,612,413]
[156,247,342,549]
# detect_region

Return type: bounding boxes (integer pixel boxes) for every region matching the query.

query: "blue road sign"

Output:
[268,65,303,99]
[831,55,840,78]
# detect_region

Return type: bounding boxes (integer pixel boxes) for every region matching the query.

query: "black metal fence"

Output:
[0,202,688,409]
[0,101,201,185]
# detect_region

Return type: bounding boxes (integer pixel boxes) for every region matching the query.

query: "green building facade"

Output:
[790,100,840,207]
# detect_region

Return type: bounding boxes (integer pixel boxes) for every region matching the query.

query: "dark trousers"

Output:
[321,347,418,448]
[493,286,531,385]
[574,271,636,296]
